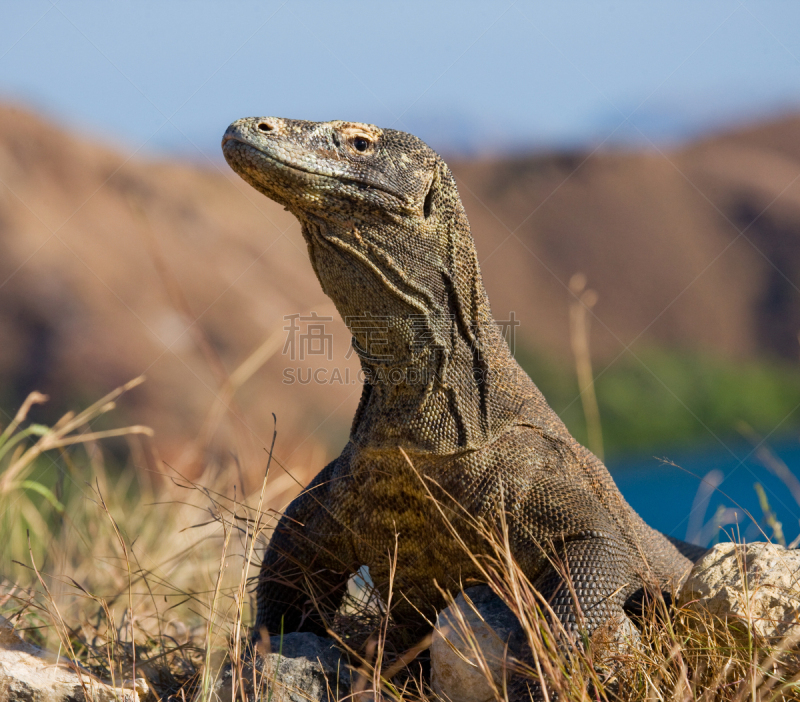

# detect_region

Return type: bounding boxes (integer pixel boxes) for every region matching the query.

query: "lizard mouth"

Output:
[222,136,330,180]
[222,136,405,203]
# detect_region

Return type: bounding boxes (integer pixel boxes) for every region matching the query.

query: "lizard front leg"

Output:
[502,478,643,699]
[254,459,356,639]
[501,470,640,640]
[530,531,633,641]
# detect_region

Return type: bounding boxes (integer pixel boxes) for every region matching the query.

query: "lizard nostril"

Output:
[257,122,273,133]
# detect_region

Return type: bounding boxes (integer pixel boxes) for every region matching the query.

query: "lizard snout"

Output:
[222,117,282,149]
[221,122,244,148]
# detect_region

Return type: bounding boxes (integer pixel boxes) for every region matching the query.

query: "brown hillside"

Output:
[0,104,358,487]
[456,114,800,362]
[1,104,799,478]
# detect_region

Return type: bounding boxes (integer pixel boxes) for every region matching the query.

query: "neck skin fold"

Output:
[300,212,527,455]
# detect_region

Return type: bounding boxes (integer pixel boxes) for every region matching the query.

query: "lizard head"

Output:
[222,114,494,364]
[223,116,524,450]
[222,116,438,221]
[222,115,479,360]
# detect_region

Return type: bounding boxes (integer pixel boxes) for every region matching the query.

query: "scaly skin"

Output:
[221,116,698,661]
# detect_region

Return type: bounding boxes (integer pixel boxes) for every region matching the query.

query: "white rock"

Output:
[431,586,524,702]
[678,542,800,642]
[0,616,148,702]
[431,586,641,702]
[208,632,351,702]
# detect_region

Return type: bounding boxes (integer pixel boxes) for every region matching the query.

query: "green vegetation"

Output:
[516,344,800,456]
[0,381,264,699]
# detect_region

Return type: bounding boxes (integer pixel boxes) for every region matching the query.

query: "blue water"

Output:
[608,440,800,548]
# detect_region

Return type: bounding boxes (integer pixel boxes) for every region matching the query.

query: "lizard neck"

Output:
[299,202,529,455]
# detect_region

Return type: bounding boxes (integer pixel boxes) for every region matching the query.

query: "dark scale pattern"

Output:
[222,116,698,690]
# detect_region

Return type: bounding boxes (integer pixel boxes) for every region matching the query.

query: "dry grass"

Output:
[432,520,800,702]
[1,383,799,701]
[0,380,286,700]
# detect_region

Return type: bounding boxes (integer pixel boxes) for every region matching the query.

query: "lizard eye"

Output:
[352,136,370,152]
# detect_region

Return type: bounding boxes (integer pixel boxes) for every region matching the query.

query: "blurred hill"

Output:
[456,115,800,361]
[0,103,355,484]
[1,103,800,476]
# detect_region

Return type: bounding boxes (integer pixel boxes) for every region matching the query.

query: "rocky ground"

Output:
[3,542,798,701]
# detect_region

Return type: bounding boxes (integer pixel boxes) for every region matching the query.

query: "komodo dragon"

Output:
[222,116,703,667]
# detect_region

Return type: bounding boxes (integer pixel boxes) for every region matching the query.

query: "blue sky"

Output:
[2,1,800,160]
